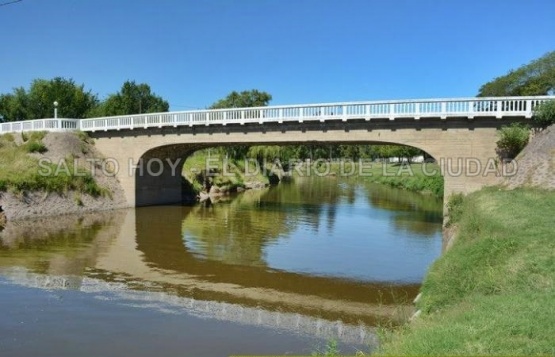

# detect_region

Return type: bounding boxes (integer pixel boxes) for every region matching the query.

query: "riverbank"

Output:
[182,150,275,200]
[375,124,555,355]
[0,132,126,223]
[183,151,444,199]
[290,161,443,197]
[360,162,443,197]
[377,186,555,355]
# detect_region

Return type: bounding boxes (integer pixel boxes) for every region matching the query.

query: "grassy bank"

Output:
[182,153,444,197]
[361,162,443,197]
[0,132,104,196]
[378,187,555,355]
[292,161,443,197]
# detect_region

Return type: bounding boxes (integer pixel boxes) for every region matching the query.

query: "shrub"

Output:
[25,140,48,153]
[533,100,555,128]
[76,130,94,145]
[446,193,465,226]
[496,123,530,159]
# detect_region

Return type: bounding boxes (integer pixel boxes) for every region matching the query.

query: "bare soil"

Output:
[504,124,555,190]
[0,132,128,222]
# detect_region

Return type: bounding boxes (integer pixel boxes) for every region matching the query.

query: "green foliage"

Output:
[477,51,555,96]
[375,145,424,162]
[496,123,530,159]
[364,163,444,197]
[208,90,273,160]
[21,131,46,143]
[0,78,170,121]
[24,140,47,154]
[209,89,272,109]
[312,339,340,356]
[533,99,555,128]
[0,87,30,121]
[20,131,48,153]
[90,80,169,116]
[445,193,464,226]
[183,150,270,192]
[378,188,555,356]
[0,77,98,121]
[76,130,91,143]
[1,133,14,142]
[0,132,106,197]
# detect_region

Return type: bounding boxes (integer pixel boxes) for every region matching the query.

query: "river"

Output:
[0,177,443,356]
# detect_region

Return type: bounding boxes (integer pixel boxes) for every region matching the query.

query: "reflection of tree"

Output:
[183,189,292,266]
[364,183,443,236]
[0,212,120,279]
[182,178,347,267]
[183,177,443,267]
[392,211,443,236]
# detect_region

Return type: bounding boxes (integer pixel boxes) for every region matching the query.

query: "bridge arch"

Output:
[133,140,441,207]
[90,116,506,207]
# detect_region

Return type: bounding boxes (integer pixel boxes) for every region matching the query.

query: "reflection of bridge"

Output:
[0,205,412,347]
[1,96,553,206]
[0,267,376,346]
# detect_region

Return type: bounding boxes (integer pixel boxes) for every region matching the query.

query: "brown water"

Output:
[0,178,443,356]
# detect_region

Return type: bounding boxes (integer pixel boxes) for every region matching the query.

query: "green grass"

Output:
[183,155,444,197]
[0,133,106,197]
[24,140,48,153]
[377,187,555,356]
[298,161,443,197]
[182,150,271,193]
[365,163,444,197]
[292,161,444,197]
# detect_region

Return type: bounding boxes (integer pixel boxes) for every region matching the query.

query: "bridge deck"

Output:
[0,96,552,134]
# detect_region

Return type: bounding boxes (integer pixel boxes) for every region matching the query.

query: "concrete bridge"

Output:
[1,96,552,206]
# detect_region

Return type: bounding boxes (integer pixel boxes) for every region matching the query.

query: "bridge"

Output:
[1,96,552,206]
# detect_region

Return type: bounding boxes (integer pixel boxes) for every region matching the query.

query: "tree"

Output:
[0,88,29,121]
[209,90,272,160]
[374,145,423,163]
[478,51,555,97]
[209,89,272,109]
[91,81,169,117]
[0,77,98,120]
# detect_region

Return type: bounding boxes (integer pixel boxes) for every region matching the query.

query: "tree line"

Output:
[0,78,425,161]
[478,50,554,97]
[6,48,553,162]
[0,77,168,121]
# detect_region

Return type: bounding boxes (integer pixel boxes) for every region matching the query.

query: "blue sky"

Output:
[1,0,554,110]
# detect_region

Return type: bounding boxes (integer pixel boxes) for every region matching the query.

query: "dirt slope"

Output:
[504,124,555,190]
[0,132,127,222]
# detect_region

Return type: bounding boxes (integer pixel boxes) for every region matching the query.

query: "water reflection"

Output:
[181,178,443,283]
[364,183,444,236]
[0,178,443,353]
[182,189,290,266]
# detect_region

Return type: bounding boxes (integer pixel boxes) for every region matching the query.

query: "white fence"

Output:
[0,118,79,134]
[1,96,553,134]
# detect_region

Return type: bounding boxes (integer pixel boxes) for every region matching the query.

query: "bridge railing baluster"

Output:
[2,96,552,134]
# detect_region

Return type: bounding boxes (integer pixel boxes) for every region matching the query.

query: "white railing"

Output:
[1,96,553,134]
[0,118,79,134]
